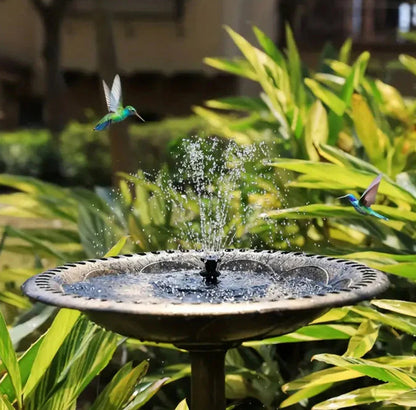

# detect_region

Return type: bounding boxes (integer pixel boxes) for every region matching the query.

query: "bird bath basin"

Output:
[22,249,389,410]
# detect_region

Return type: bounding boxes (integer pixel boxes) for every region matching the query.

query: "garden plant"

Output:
[0,25,415,409]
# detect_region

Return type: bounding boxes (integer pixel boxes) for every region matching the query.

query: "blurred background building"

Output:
[0,0,415,130]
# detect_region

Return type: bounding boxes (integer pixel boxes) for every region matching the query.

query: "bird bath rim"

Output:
[21,250,390,410]
[22,249,389,317]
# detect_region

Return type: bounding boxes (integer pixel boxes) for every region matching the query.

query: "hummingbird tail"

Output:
[94,119,112,131]
[369,209,389,221]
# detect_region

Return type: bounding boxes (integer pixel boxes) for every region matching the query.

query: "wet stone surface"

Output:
[62,267,337,304]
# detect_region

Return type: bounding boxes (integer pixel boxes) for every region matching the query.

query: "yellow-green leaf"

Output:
[245,324,356,346]
[269,159,416,205]
[351,94,388,169]
[304,101,328,160]
[105,235,129,257]
[0,395,14,410]
[344,320,379,358]
[175,399,189,410]
[350,305,416,335]
[204,57,257,81]
[375,80,409,122]
[399,54,416,76]
[280,383,332,408]
[283,367,362,393]
[339,38,352,64]
[0,312,22,407]
[371,299,416,317]
[312,308,350,323]
[373,262,416,281]
[387,389,416,406]
[313,383,408,409]
[23,309,80,397]
[312,354,416,389]
[90,361,149,410]
[305,78,346,116]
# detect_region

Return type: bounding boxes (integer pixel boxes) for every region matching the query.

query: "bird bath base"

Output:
[22,250,389,410]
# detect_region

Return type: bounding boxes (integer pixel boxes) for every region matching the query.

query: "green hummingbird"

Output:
[94,74,144,131]
[338,174,388,220]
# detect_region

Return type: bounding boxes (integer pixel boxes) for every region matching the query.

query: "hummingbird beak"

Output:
[337,195,348,200]
[135,112,145,122]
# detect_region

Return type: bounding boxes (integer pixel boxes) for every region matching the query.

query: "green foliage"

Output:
[0,116,209,187]
[0,297,167,409]
[175,399,189,410]
[196,25,416,408]
[2,24,416,410]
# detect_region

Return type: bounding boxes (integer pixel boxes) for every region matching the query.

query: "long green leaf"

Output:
[123,378,169,410]
[105,235,129,257]
[283,355,416,402]
[25,318,96,409]
[387,389,416,406]
[316,143,381,173]
[371,299,416,317]
[265,203,411,225]
[42,329,119,410]
[343,320,379,358]
[143,363,190,385]
[6,226,65,260]
[10,306,56,347]
[283,367,362,393]
[312,354,416,389]
[244,324,356,346]
[23,309,80,398]
[224,26,289,128]
[313,383,408,409]
[0,311,22,407]
[304,101,328,160]
[341,251,416,263]
[205,96,268,112]
[0,174,69,199]
[311,308,351,323]
[350,305,416,335]
[305,78,346,116]
[0,291,31,310]
[90,361,149,410]
[203,57,257,81]
[351,94,388,169]
[280,383,333,408]
[0,335,43,403]
[284,24,303,101]
[376,80,409,122]
[0,395,14,410]
[253,26,285,67]
[399,54,416,76]
[339,38,352,64]
[269,159,416,204]
[175,399,189,410]
[373,262,416,280]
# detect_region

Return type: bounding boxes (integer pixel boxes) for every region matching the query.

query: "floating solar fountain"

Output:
[22,140,389,409]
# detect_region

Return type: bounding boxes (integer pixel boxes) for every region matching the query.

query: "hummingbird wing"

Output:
[102,74,122,112]
[359,174,382,207]
[102,80,116,113]
[111,74,123,110]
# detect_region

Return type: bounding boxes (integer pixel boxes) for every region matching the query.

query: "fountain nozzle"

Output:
[200,255,221,284]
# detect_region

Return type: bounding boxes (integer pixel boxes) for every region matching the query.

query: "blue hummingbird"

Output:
[338,174,388,220]
[94,74,144,131]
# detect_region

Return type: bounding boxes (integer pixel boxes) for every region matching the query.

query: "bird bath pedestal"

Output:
[22,250,389,410]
